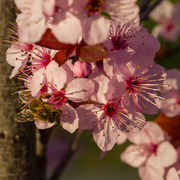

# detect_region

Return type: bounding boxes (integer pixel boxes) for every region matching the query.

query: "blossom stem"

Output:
[49,130,83,180]
[140,0,163,22]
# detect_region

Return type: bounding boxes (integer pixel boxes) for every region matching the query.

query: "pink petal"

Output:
[121,144,148,167]
[83,15,109,45]
[35,119,55,129]
[128,122,164,145]
[89,72,109,104]
[66,78,95,103]
[61,61,74,84]
[113,50,134,76]
[173,3,180,22]
[116,131,127,145]
[132,44,156,75]
[18,16,47,43]
[45,61,67,90]
[76,104,101,130]
[138,155,164,180]
[93,120,118,151]
[29,68,45,97]
[166,168,180,180]
[107,75,126,99]
[165,69,180,91]
[61,104,78,133]
[127,32,161,54]
[149,0,174,23]
[157,141,178,167]
[161,98,180,118]
[52,11,82,44]
[14,0,31,14]
[43,0,56,16]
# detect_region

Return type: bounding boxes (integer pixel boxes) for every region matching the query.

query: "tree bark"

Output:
[0,1,36,180]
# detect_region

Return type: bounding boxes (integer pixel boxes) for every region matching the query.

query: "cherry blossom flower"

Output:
[76,73,146,151]
[105,17,161,54]
[150,0,180,42]
[104,45,167,114]
[138,145,180,180]
[28,60,95,132]
[29,45,57,72]
[15,0,48,43]
[6,40,34,78]
[121,122,178,176]
[160,69,180,118]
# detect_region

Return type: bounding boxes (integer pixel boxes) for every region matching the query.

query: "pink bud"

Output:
[72,60,92,78]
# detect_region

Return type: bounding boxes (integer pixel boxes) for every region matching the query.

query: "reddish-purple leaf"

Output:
[76,43,108,62]
[53,45,76,66]
[36,28,76,50]
[155,113,180,138]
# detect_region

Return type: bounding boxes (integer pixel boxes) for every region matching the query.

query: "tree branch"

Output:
[49,130,83,180]
[140,0,163,22]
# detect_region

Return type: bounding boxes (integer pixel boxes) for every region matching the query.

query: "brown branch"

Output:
[49,130,83,180]
[140,0,163,22]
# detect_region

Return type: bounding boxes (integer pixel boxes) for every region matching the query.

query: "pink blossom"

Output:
[76,73,146,151]
[29,45,57,72]
[160,69,180,117]
[72,60,92,78]
[28,60,95,132]
[121,122,178,173]
[105,17,160,54]
[15,0,48,43]
[51,0,140,45]
[46,78,95,133]
[105,45,167,114]
[150,0,180,42]
[6,40,34,78]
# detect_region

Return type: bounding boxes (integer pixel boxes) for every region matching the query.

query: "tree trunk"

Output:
[0,1,36,179]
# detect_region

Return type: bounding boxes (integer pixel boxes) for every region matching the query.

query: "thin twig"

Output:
[140,0,151,14]
[49,130,83,180]
[140,0,163,22]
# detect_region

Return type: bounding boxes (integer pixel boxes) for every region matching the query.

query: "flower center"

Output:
[126,76,140,93]
[146,143,158,155]
[49,88,68,107]
[85,0,105,15]
[102,100,118,117]
[111,36,127,51]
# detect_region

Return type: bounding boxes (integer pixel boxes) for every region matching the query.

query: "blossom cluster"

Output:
[6,0,168,153]
[120,121,179,180]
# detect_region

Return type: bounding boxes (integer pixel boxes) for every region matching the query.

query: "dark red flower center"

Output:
[85,0,105,15]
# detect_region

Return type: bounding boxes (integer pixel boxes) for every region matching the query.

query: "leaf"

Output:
[101,11,111,20]
[36,28,76,50]
[76,43,108,62]
[155,113,180,138]
[53,45,76,66]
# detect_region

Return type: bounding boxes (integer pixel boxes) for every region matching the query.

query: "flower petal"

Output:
[61,103,78,133]
[66,78,95,103]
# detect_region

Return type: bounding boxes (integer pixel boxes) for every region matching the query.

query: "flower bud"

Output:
[72,60,92,78]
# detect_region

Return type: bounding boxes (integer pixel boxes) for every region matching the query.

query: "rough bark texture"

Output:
[0,1,36,180]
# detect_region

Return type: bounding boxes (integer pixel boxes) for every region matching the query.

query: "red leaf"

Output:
[36,28,76,50]
[155,113,180,138]
[76,43,108,62]
[53,45,76,66]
